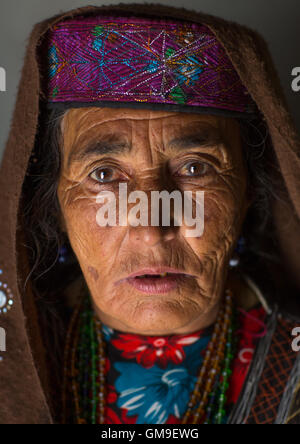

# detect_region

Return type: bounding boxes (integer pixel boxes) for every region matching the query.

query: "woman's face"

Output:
[57,107,250,335]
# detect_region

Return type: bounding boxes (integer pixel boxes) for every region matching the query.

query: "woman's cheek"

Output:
[61,192,108,259]
[182,189,241,255]
[203,190,238,232]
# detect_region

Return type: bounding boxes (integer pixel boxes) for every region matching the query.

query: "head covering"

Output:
[45,15,256,117]
[0,3,300,424]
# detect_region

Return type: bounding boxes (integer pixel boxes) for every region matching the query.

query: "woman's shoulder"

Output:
[228,270,300,424]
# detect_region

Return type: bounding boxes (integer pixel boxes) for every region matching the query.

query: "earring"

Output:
[229,236,246,268]
[58,244,69,264]
[58,240,77,266]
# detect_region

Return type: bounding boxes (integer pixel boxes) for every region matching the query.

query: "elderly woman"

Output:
[0,4,300,425]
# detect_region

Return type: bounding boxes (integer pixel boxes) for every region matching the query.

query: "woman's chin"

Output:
[92,286,210,334]
[112,302,204,335]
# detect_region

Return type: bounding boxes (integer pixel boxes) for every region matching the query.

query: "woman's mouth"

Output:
[117,268,195,294]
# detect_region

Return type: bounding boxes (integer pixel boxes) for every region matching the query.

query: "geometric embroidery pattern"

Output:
[245,317,299,424]
[46,16,255,114]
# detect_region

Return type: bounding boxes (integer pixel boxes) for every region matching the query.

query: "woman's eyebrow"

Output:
[67,127,223,166]
[168,131,223,151]
[67,139,131,167]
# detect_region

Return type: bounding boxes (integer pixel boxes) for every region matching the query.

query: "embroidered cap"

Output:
[45,15,257,117]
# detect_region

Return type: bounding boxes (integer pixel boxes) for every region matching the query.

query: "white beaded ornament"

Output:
[0,269,14,314]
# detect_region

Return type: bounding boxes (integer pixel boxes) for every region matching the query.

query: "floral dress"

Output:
[100,305,267,424]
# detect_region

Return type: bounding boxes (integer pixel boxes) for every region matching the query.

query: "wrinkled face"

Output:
[58,107,250,335]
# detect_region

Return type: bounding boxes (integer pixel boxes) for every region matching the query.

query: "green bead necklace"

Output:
[62,287,237,424]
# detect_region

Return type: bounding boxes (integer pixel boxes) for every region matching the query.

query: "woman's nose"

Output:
[128,224,178,247]
[127,192,180,247]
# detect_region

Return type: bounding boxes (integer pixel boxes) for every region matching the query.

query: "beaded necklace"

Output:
[62,287,237,424]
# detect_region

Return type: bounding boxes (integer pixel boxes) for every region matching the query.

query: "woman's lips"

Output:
[116,267,196,294]
[127,273,186,294]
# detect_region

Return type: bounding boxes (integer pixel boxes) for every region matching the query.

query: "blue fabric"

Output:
[101,323,212,424]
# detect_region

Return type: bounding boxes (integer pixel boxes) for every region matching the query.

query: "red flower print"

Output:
[104,356,110,374]
[105,383,137,424]
[105,407,122,424]
[166,414,181,424]
[111,332,202,368]
[107,386,118,405]
[120,409,138,424]
[105,405,137,424]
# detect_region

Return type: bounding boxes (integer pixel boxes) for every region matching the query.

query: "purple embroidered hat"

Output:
[45,15,257,117]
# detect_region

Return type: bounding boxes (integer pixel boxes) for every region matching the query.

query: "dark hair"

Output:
[21,106,289,301]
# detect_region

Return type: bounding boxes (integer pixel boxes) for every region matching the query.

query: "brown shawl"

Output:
[0,3,300,424]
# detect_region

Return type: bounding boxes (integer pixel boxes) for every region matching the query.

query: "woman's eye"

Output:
[89,167,121,183]
[175,161,210,177]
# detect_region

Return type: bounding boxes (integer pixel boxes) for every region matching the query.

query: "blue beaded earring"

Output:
[58,244,69,264]
[58,239,77,266]
[229,236,246,268]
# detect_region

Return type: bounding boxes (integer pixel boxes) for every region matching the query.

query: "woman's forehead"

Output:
[61,106,237,142]
[60,107,240,169]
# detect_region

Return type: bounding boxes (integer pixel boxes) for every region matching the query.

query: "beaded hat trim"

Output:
[45,16,256,116]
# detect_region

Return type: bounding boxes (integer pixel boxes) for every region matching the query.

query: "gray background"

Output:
[0,0,299,159]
